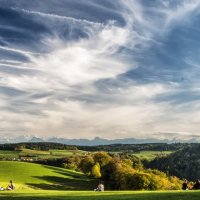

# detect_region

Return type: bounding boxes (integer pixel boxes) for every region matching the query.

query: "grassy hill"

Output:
[0,161,97,190]
[0,161,200,200]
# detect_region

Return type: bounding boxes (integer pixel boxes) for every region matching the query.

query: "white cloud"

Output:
[1,0,200,139]
[12,7,103,27]
[165,0,200,25]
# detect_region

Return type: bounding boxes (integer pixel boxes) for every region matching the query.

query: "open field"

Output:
[0,150,21,159]
[0,161,199,200]
[0,161,97,190]
[0,149,86,160]
[0,191,200,200]
[0,149,173,161]
[132,151,173,160]
[19,149,85,159]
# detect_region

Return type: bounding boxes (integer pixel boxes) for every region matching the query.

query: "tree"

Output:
[91,162,101,178]
[79,156,94,175]
[93,152,111,167]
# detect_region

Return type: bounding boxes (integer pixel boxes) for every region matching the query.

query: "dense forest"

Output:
[78,143,190,152]
[146,144,200,181]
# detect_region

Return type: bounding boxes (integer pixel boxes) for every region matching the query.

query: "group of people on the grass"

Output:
[182,179,200,190]
[1,179,199,191]
[95,179,200,191]
[0,180,15,191]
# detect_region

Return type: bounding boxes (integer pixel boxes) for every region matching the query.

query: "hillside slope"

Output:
[0,161,97,190]
[146,144,200,180]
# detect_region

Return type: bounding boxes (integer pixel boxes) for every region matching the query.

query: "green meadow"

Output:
[0,149,172,161]
[0,161,199,200]
[0,149,85,160]
[0,150,21,159]
[132,151,173,160]
[0,161,97,190]
[0,190,200,200]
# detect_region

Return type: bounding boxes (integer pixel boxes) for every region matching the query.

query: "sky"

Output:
[1,0,200,140]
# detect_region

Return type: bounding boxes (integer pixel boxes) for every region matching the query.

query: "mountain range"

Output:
[0,135,200,146]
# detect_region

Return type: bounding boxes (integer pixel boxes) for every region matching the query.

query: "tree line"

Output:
[35,151,181,190]
[0,142,190,152]
[0,143,77,151]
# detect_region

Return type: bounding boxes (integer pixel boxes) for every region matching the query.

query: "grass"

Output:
[0,150,21,159]
[0,149,172,161]
[0,161,97,190]
[132,151,173,160]
[0,161,199,200]
[0,149,86,160]
[49,149,86,157]
[0,190,200,200]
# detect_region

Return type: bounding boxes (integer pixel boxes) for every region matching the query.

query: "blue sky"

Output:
[0,0,200,139]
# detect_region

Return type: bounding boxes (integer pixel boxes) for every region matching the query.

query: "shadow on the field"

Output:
[26,165,97,190]
[44,165,87,179]
[26,175,93,190]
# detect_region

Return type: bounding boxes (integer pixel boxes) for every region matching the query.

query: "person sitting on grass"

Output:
[94,181,104,192]
[192,179,200,190]
[182,179,189,190]
[7,180,15,191]
[0,186,4,191]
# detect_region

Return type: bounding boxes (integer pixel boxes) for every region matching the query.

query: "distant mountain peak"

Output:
[29,137,44,143]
